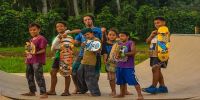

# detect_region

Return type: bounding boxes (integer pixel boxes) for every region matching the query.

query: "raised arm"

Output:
[66,29,81,34]
[146,30,157,44]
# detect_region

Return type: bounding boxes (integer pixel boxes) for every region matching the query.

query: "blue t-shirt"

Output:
[75,27,102,57]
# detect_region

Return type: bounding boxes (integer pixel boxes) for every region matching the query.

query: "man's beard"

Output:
[86,23,93,28]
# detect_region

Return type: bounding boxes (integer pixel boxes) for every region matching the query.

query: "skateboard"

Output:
[157,26,170,62]
[109,42,128,63]
[59,35,74,77]
[85,40,101,51]
[25,42,35,54]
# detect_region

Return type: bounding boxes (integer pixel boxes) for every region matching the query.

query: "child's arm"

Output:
[35,48,45,54]
[103,54,108,64]
[125,41,136,56]
[146,30,157,44]
[101,44,108,64]
[35,38,47,55]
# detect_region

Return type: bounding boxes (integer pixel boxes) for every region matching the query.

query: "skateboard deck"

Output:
[59,35,74,77]
[25,42,35,54]
[85,40,101,51]
[109,42,128,63]
[157,26,170,62]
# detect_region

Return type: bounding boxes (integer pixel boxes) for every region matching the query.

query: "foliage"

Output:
[1,1,200,47]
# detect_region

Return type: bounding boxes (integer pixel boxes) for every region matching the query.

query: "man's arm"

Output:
[66,29,81,34]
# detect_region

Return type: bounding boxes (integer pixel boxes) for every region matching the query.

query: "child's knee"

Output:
[152,65,161,71]
[50,69,58,76]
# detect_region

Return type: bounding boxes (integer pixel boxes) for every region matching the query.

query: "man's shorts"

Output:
[150,57,168,68]
[52,58,60,69]
[116,67,139,86]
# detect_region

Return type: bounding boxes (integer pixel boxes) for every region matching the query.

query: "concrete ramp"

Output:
[1,35,200,99]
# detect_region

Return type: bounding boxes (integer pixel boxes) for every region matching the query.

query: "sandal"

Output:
[47,91,57,95]
[61,92,71,96]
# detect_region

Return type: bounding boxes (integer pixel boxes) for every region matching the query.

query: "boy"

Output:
[114,32,143,100]
[143,17,169,94]
[77,28,101,96]
[22,23,48,98]
[47,21,79,96]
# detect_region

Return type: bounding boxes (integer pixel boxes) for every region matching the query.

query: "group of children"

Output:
[22,15,169,100]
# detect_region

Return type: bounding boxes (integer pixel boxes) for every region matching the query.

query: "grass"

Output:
[0,43,149,73]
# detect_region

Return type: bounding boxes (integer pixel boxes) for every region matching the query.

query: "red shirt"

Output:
[25,35,48,65]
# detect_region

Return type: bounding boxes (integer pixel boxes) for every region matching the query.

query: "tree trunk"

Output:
[195,26,200,34]
[90,0,95,14]
[42,0,48,13]
[73,0,79,16]
[116,0,121,14]
[82,0,86,13]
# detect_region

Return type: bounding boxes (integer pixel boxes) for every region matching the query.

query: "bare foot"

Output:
[72,90,80,94]
[137,95,144,100]
[87,93,100,97]
[21,92,36,96]
[40,94,48,99]
[125,91,133,95]
[47,91,56,95]
[113,94,125,98]
[109,92,116,96]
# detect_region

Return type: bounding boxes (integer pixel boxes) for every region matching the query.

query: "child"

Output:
[22,23,48,99]
[77,28,101,96]
[47,21,79,96]
[102,29,117,96]
[114,32,143,99]
[143,17,169,94]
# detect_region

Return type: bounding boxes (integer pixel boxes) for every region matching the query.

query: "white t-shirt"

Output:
[51,30,70,51]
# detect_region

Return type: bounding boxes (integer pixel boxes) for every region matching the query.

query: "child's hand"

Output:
[25,52,32,59]
[115,53,120,59]
[104,59,107,64]
[62,33,67,38]
[81,42,86,47]
[151,30,157,37]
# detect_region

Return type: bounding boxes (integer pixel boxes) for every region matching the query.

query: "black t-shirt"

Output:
[102,41,115,60]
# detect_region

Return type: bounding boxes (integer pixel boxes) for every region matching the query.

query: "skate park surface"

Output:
[0,34,200,100]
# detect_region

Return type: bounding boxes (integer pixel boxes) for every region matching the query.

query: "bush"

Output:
[1,3,200,47]
[96,6,115,29]
[0,2,63,46]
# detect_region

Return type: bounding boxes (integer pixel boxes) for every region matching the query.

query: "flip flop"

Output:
[47,91,57,95]
[61,92,71,96]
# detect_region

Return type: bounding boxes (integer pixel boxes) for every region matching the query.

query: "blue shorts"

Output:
[116,67,139,86]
